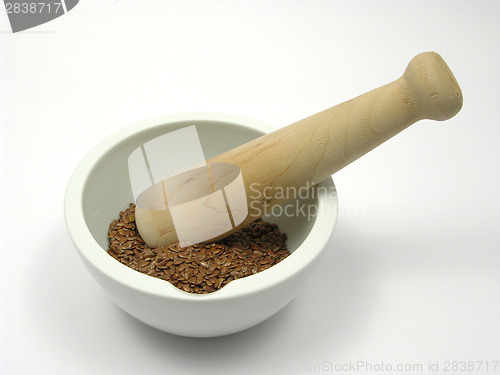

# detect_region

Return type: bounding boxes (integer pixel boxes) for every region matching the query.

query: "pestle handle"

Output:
[136,52,463,247]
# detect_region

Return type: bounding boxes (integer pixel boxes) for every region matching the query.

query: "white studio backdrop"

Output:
[1,1,499,374]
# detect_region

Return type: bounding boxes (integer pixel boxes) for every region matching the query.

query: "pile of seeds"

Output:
[107,203,290,294]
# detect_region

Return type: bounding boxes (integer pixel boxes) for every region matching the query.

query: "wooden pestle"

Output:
[136,52,463,247]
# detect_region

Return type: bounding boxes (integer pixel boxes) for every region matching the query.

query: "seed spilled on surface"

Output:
[107,203,290,294]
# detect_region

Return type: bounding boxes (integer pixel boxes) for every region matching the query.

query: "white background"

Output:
[1,1,499,374]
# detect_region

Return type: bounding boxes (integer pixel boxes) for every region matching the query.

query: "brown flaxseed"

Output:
[107,203,290,294]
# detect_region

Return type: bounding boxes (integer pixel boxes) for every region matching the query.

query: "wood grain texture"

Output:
[136,52,463,247]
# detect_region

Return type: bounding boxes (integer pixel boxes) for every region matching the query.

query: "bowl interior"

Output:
[82,119,318,255]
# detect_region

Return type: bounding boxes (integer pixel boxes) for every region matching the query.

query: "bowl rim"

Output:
[64,112,338,301]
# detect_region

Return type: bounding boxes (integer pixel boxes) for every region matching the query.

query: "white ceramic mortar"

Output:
[64,113,338,337]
